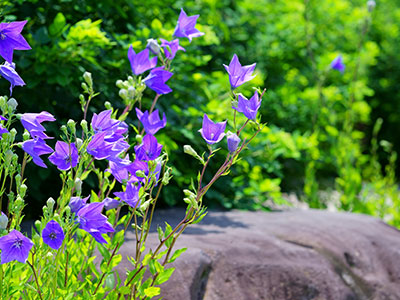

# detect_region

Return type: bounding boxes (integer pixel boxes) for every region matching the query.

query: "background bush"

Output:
[1,0,400,225]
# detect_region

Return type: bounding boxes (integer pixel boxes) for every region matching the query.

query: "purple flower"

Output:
[233,91,262,120]
[223,54,256,90]
[143,67,173,95]
[227,132,241,153]
[48,141,79,171]
[160,39,185,60]
[0,230,33,264]
[106,159,131,183]
[128,46,157,76]
[42,220,64,250]
[136,108,167,135]
[21,111,55,139]
[331,55,345,73]
[114,182,141,208]
[134,134,163,161]
[22,138,53,168]
[0,62,25,95]
[173,9,204,42]
[87,132,114,160]
[198,114,226,145]
[77,202,114,244]
[0,21,31,64]
[69,196,90,214]
[91,110,127,142]
[103,197,121,210]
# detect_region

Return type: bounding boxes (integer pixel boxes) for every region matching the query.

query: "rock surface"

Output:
[118,209,400,300]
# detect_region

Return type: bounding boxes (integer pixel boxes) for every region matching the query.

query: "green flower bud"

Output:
[22,130,30,141]
[5,150,13,166]
[19,184,27,198]
[162,167,172,185]
[80,119,88,135]
[183,145,205,164]
[135,134,142,144]
[128,86,136,99]
[67,119,76,135]
[76,138,83,149]
[9,128,17,142]
[119,89,128,100]
[34,220,42,232]
[0,213,8,230]
[15,196,24,207]
[83,71,93,87]
[46,197,55,210]
[116,80,124,89]
[135,170,146,178]
[61,125,68,135]
[74,178,82,193]
[127,76,134,83]
[15,174,21,187]
[81,82,88,92]
[7,98,18,111]
[79,94,85,102]
[104,101,112,110]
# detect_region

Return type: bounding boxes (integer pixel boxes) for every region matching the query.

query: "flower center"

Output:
[13,238,23,249]
[0,32,6,40]
[49,232,57,240]
[64,155,72,163]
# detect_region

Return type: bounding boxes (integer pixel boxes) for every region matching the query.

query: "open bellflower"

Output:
[233,91,262,120]
[0,230,33,264]
[48,141,79,171]
[199,114,226,145]
[42,220,65,250]
[143,67,173,94]
[21,111,55,139]
[128,46,157,75]
[0,20,31,64]
[136,108,166,135]
[331,55,345,73]
[0,62,25,95]
[76,202,114,244]
[114,182,141,208]
[173,9,204,42]
[134,134,163,161]
[69,196,90,214]
[224,54,256,90]
[160,39,185,60]
[22,138,53,168]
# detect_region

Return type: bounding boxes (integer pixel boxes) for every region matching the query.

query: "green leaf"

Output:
[155,267,175,285]
[144,287,160,298]
[168,248,187,263]
[97,244,111,260]
[49,12,66,36]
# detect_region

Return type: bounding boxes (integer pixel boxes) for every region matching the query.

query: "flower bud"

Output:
[119,89,128,100]
[0,212,8,230]
[34,220,42,232]
[367,0,376,12]
[104,101,112,110]
[146,38,161,55]
[116,80,124,89]
[76,138,83,149]
[15,196,24,207]
[83,71,93,87]
[46,197,55,211]
[46,252,54,259]
[183,145,205,164]
[80,119,88,134]
[127,76,134,83]
[162,167,172,185]
[19,184,27,198]
[128,86,136,99]
[135,134,142,144]
[4,150,13,166]
[61,125,68,135]
[67,119,76,135]
[15,174,21,187]
[0,96,6,112]
[79,94,85,102]
[227,131,241,153]
[135,170,146,178]
[81,82,88,92]
[22,130,30,141]
[7,98,18,111]
[64,206,71,218]
[9,128,17,141]
[74,178,82,193]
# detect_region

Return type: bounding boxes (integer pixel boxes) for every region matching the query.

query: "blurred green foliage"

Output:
[1,0,400,226]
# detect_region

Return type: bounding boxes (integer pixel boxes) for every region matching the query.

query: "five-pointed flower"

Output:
[134,134,163,161]
[198,114,226,145]
[143,67,173,95]
[42,220,65,250]
[223,54,256,90]
[173,9,204,42]
[128,46,157,76]
[114,182,142,208]
[0,62,25,95]
[22,138,53,168]
[233,91,262,120]
[136,108,167,135]
[227,131,241,153]
[331,55,345,73]
[69,196,90,214]
[0,21,31,64]
[160,39,186,60]
[21,111,55,139]
[76,202,114,244]
[0,229,33,264]
[48,141,79,171]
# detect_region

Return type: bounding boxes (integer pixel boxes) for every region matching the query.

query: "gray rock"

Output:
[118,209,400,300]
